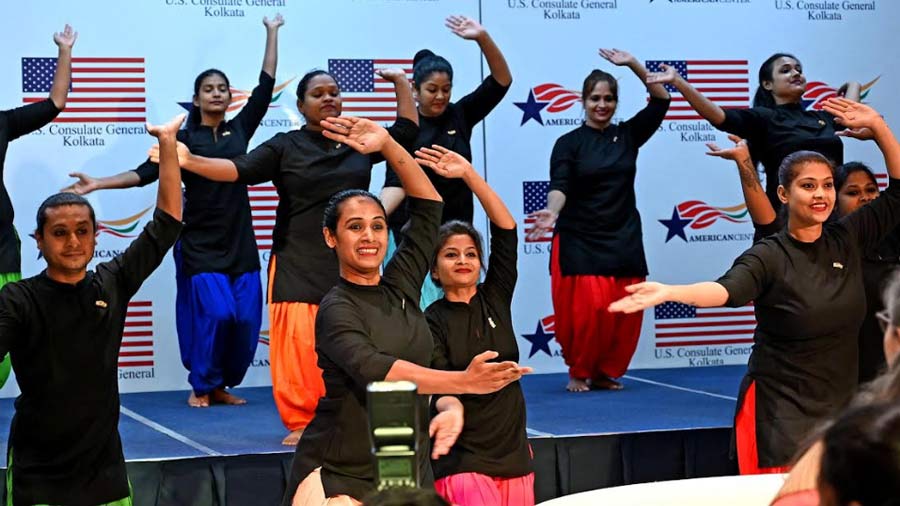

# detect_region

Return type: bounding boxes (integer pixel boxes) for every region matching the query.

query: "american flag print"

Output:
[120,301,154,368]
[677,201,748,229]
[522,181,552,243]
[654,301,755,347]
[22,56,146,123]
[248,185,278,252]
[645,60,750,121]
[328,58,413,122]
[532,83,580,113]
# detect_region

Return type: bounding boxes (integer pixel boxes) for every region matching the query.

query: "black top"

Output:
[719,104,844,212]
[858,226,900,382]
[0,100,60,273]
[425,224,531,479]
[549,96,670,277]
[716,178,900,466]
[233,118,418,304]
[0,209,182,505]
[133,71,274,276]
[282,197,443,503]
[384,76,509,232]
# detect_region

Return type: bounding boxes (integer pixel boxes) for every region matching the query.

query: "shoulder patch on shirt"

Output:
[833,262,844,269]
[95,300,108,308]
[222,130,232,136]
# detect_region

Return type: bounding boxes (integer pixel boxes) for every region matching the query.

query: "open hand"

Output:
[146,113,186,139]
[375,68,408,84]
[705,134,750,162]
[53,24,77,50]
[149,140,190,164]
[429,408,463,459]
[415,145,472,179]
[263,13,284,29]
[822,97,885,132]
[446,15,485,40]
[464,350,532,394]
[599,48,635,67]
[61,172,100,195]
[526,209,557,241]
[320,116,389,154]
[646,63,678,85]
[608,281,670,314]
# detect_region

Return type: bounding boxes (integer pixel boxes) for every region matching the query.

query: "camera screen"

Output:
[378,456,413,478]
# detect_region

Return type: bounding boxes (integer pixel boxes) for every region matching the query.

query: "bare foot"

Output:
[282,429,304,446]
[566,378,590,393]
[188,392,210,408]
[590,376,624,391]
[210,388,247,405]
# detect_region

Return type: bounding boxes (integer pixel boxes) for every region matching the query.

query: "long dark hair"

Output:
[752,53,800,109]
[186,69,231,128]
[412,49,453,90]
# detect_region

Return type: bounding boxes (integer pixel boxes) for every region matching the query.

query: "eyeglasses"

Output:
[876,309,893,333]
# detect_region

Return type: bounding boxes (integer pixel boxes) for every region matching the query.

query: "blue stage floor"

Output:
[0,365,746,462]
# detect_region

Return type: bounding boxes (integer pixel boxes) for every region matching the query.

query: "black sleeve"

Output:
[482,223,517,304]
[382,197,443,304]
[371,117,419,166]
[3,99,60,140]
[752,216,783,241]
[97,208,183,299]
[456,75,510,130]
[840,177,900,250]
[715,241,775,307]
[425,309,451,371]
[315,298,398,384]
[233,133,285,185]
[548,134,575,194]
[0,284,25,357]
[718,107,769,142]
[623,96,670,148]
[233,71,275,139]
[133,129,190,186]
[383,164,402,189]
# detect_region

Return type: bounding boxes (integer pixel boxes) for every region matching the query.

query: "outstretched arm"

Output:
[415,145,514,229]
[608,281,729,314]
[527,191,565,242]
[447,15,511,87]
[50,24,77,110]
[261,14,284,78]
[647,63,725,126]
[706,135,776,225]
[321,116,439,201]
[386,350,530,395]
[600,48,668,100]
[149,142,239,182]
[146,114,187,221]
[61,170,141,195]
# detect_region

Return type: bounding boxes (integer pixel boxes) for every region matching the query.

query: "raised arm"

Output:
[261,14,284,78]
[599,48,668,100]
[50,25,77,110]
[415,145,514,229]
[706,135,777,225]
[61,170,141,195]
[647,63,726,126]
[146,114,186,220]
[447,15,511,87]
[379,186,407,216]
[824,98,900,178]
[321,116,439,201]
[377,68,417,126]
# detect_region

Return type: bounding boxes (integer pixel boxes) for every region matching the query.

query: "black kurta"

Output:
[132,71,274,276]
[719,104,844,212]
[425,224,531,479]
[384,75,509,232]
[0,209,182,505]
[549,96,670,277]
[232,118,418,304]
[717,178,900,467]
[858,228,900,382]
[0,100,60,273]
[282,197,443,503]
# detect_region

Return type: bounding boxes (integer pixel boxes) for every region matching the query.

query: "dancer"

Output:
[283,117,530,505]
[0,24,76,388]
[707,137,900,382]
[0,113,184,505]
[609,99,900,473]
[528,48,671,392]
[647,52,861,211]
[151,68,417,444]
[380,15,511,308]
[64,14,283,408]
[416,145,533,505]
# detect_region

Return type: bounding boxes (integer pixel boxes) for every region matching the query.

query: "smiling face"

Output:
[779,161,836,227]
[432,233,482,290]
[323,196,388,279]
[763,56,806,105]
[36,204,96,283]
[298,74,342,126]
[583,80,617,129]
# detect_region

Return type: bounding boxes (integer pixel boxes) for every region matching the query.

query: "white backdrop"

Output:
[1,0,895,395]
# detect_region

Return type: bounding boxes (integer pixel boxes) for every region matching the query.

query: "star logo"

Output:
[514,90,549,126]
[658,206,692,243]
[521,320,555,358]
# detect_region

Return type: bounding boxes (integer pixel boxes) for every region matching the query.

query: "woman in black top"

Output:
[610,99,900,474]
[380,15,512,308]
[648,52,861,212]
[0,25,75,388]
[282,117,530,505]
[161,66,418,444]
[65,15,284,408]
[528,49,671,392]
[415,145,533,505]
